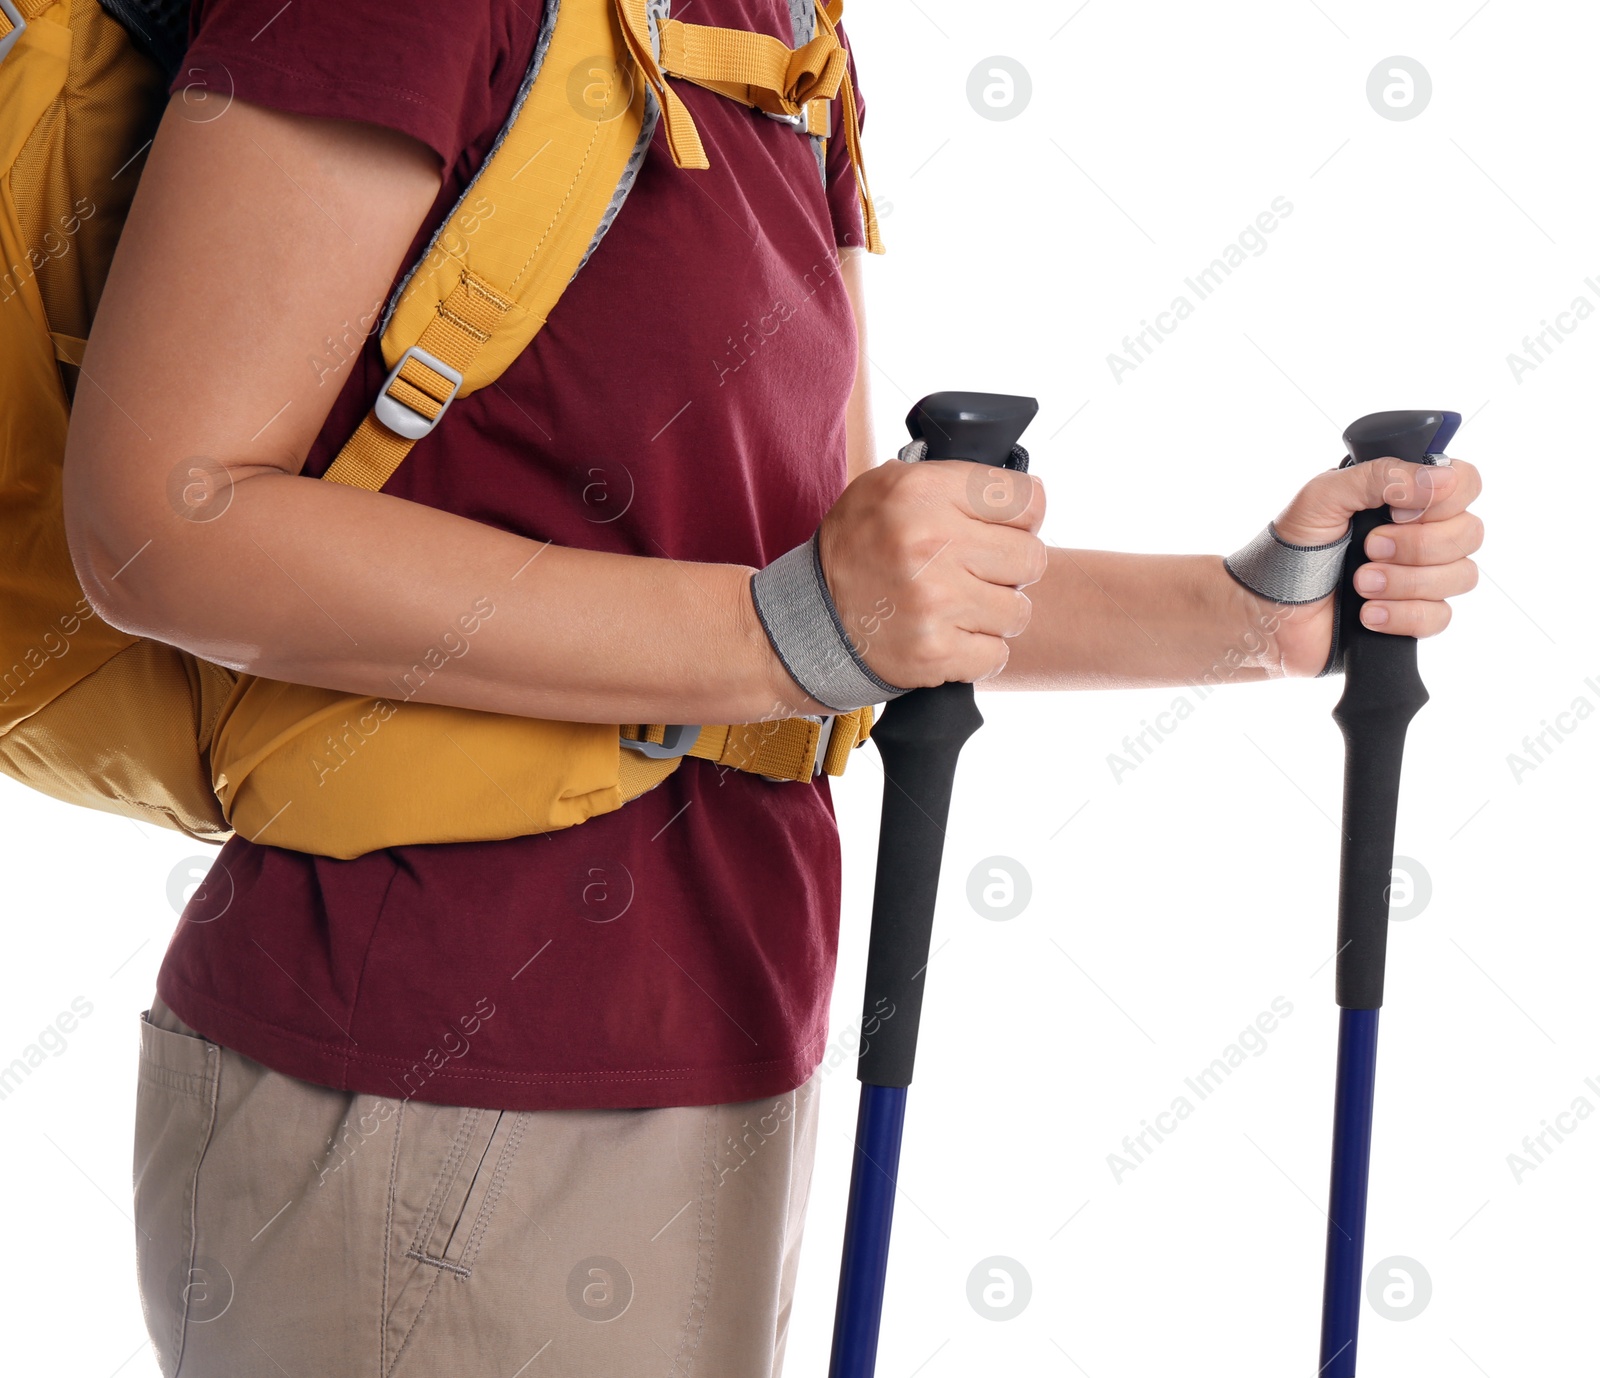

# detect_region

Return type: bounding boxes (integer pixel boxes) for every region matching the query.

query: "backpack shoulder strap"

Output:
[323,0,879,496]
[632,0,880,251]
[323,0,656,491]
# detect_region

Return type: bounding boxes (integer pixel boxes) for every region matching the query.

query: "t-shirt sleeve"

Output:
[176,0,544,172]
[825,25,869,249]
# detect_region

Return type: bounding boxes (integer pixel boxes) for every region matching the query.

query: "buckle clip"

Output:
[767,102,832,138]
[374,345,462,442]
[0,0,28,64]
[811,713,836,777]
[620,724,702,760]
[765,102,830,136]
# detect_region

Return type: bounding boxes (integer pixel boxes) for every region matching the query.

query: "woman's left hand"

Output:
[1267,456,1484,676]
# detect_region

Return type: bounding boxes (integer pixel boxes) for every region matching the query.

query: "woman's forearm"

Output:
[74,464,806,726]
[990,548,1289,692]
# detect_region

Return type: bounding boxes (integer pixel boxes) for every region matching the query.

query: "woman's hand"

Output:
[1267,456,1485,676]
[818,459,1049,691]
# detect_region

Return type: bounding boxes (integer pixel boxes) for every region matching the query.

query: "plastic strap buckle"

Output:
[810,713,836,776]
[374,346,462,442]
[767,104,829,137]
[0,0,28,64]
[768,104,832,136]
[619,724,703,760]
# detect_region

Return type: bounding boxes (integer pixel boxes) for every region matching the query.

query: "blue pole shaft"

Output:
[829,1083,909,1378]
[1319,1007,1380,1376]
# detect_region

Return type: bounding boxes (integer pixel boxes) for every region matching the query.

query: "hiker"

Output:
[11,1,1483,1373]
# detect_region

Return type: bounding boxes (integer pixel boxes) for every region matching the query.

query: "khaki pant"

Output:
[133,996,821,1377]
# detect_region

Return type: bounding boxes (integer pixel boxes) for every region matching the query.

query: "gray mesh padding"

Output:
[785,0,828,185]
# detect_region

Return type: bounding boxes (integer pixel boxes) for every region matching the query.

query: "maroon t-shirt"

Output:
[156,0,868,1111]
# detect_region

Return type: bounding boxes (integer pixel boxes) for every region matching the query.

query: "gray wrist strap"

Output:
[750,532,909,713]
[1224,520,1351,605]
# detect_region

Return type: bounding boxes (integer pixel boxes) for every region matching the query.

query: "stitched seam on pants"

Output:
[410,1107,481,1258]
[388,1260,448,1373]
[670,1105,717,1375]
[138,1064,215,1099]
[770,1090,797,1361]
[401,1246,473,1279]
[459,1111,527,1272]
[387,1106,482,1374]
[381,1099,407,1376]
[171,1044,222,1378]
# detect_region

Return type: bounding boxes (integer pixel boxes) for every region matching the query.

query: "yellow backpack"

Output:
[0,0,881,858]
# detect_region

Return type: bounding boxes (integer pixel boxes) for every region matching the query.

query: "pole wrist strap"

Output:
[750,531,908,713]
[1224,520,1351,605]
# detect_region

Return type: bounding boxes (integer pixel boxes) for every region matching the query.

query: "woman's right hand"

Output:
[817,458,1049,690]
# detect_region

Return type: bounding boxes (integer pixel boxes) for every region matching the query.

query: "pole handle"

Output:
[1330,409,1459,1008]
[855,391,1038,1087]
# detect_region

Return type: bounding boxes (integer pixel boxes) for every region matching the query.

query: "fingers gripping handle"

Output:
[856,392,1038,1088]
[1329,410,1459,1009]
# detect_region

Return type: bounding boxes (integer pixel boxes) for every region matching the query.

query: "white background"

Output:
[2,2,1594,1376]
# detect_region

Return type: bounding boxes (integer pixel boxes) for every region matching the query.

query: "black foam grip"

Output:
[1329,411,1452,1008]
[855,683,985,1086]
[856,392,1037,1087]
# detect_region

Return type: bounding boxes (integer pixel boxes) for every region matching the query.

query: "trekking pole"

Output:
[828,391,1038,1378]
[1319,408,1461,1376]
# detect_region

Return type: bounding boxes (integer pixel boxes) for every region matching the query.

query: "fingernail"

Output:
[1417,467,1447,489]
[1354,567,1387,594]
[1361,603,1390,627]
[1389,508,1423,522]
[1367,534,1397,559]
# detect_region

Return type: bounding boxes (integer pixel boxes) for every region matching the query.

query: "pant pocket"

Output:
[384,1105,526,1373]
[132,1008,222,1378]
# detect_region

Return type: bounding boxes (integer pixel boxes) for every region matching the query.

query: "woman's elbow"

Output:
[62,443,178,637]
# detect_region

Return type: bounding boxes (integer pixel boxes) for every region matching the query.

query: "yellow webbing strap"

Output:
[621,705,873,782]
[322,271,510,491]
[651,0,882,254]
[815,0,882,253]
[0,0,54,41]
[613,0,709,170]
[50,331,86,367]
[656,20,847,121]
